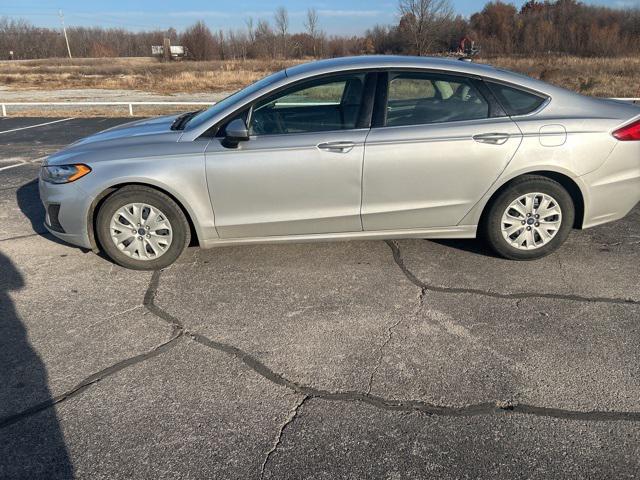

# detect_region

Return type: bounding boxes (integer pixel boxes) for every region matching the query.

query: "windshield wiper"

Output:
[170,109,203,131]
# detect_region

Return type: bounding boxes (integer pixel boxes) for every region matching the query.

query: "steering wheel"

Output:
[252,107,286,135]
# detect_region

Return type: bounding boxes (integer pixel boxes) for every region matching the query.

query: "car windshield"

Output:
[184,70,287,131]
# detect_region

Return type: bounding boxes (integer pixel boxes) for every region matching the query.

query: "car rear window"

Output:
[486,82,547,116]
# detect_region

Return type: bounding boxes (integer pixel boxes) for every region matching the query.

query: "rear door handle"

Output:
[472,133,510,145]
[317,141,356,153]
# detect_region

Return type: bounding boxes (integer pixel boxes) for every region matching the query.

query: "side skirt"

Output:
[200,225,477,248]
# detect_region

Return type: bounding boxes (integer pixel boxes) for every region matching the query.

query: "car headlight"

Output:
[40,164,91,184]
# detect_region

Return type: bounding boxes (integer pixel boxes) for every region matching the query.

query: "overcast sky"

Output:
[2,0,637,35]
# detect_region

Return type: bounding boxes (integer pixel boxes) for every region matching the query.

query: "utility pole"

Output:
[163,37,171,62]
[59,9,72,59]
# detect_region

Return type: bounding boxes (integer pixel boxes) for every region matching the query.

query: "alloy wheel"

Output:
[500,192,562,250]
[109,203,173,260]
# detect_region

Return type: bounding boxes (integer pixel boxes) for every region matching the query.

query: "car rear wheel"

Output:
[96,186,190,270]
[481,175,574,260]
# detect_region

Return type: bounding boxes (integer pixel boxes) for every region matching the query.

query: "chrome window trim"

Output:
[370,115,512,132]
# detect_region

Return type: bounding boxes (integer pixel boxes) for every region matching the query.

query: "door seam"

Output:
[360,128,373,231]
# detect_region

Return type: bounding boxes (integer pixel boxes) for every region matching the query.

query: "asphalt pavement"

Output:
[1,117,639,479]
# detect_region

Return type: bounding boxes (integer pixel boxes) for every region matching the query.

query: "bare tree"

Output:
[255,18,276,58]
[227,29,249,60]
[180,21,219,60]
[304,8,321,57]
[274,6,289,58]
[245,17,255,43]
[398,0,453,55]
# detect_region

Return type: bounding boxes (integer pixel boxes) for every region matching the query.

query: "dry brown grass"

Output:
[481,55,640,98]
[0,57,301,94]
[1,56,638,97]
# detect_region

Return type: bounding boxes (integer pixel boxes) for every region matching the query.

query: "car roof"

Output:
[284,55,558,96]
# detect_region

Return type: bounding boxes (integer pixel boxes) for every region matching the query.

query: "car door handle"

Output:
[317,141,356,153]
[472,133,510,145]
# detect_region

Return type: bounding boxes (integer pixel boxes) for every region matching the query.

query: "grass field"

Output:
[486,56,640,98]
[0,57,296,95]
[1,55,639,97]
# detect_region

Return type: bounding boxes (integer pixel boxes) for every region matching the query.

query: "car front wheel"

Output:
[96,186,190,270]
[481,175,575,260]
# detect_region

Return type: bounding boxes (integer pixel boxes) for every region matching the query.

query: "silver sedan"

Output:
[39,56,640,270]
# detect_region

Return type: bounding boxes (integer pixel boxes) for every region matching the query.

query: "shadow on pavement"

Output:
[16,179,47,236]
[16,179,76,248]
[430,238,501,258]
[0,251,74,478]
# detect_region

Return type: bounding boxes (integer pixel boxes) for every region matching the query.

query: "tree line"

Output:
[1,0,639,60]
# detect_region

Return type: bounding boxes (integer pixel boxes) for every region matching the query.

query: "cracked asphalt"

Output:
[1,117,639,479]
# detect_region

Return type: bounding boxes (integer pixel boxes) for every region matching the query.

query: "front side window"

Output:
[250,74,366,135]
[486,82,547,116]
[386,73,489,127]
[186,70,286,131]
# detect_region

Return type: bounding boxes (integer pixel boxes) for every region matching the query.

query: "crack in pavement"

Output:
[135,266,640,424]
[143,269,183,334]
[384,240,640,306]
[0,270,183,430]
[5,245,640,432]
[259,395,308,480]
[0,333,182,430]
[0,231,49,243]
[187,329,640,422]
[366,317,404,395]
[366,287,425,395]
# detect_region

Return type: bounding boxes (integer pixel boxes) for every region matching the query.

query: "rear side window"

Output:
[385,73,489,127]
[486,82,547,116]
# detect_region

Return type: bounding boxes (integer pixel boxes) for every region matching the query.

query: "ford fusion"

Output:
[39,56,640,270]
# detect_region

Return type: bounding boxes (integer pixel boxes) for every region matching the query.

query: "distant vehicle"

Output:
[39,56,640,270]
[151,45,187,60]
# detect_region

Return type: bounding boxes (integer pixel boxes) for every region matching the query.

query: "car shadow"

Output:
[0,251,74,478]
[429,238,502,258]
[15,179,47,235]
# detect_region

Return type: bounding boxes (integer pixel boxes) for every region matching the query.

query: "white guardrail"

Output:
[0,99,639,117]
[0,101,214,117]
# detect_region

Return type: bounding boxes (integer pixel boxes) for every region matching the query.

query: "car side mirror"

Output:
[223,118,250,148]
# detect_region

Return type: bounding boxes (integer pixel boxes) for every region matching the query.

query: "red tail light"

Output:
[613,119,640,141]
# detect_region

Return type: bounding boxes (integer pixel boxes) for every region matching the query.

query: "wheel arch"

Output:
[87,182,200,251]
[478,170,586,230]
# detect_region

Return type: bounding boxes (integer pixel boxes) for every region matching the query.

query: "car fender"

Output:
[81,159,218,248]
[458,164,590,227]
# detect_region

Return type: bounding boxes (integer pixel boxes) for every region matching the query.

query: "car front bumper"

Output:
[39,177,93,249]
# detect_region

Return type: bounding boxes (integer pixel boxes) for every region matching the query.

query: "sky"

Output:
[2,0,638,35]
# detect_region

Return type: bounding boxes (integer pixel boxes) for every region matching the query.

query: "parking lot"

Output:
[1,117,639,478]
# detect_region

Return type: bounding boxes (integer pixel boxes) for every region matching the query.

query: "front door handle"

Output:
[472,133,510,145]
[317,141,356,153]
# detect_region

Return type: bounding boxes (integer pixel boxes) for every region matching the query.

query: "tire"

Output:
[480,175,574,260]
[96,186,191,270]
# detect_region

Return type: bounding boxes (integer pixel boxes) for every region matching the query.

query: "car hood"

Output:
[45,114,188,166]
[68,113,182,148]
